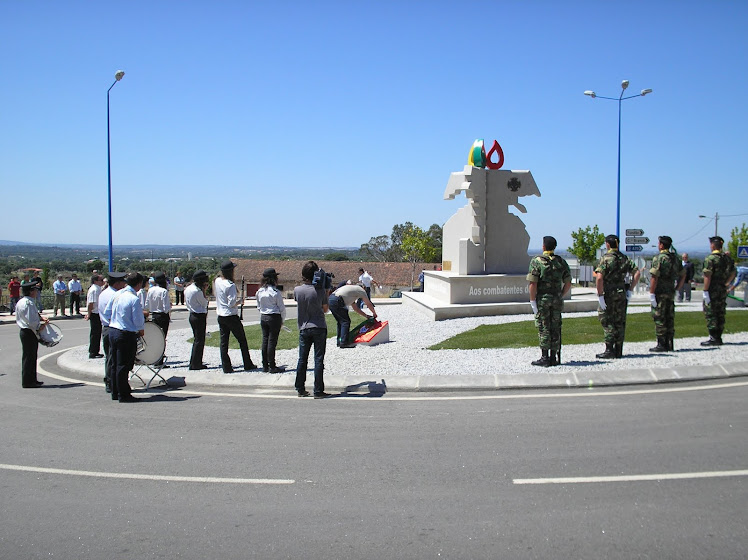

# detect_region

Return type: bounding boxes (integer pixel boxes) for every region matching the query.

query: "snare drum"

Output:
[135,322,166,365]
[38,323,64,347]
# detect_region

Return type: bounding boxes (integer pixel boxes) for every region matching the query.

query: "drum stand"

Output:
[131,357,170,390]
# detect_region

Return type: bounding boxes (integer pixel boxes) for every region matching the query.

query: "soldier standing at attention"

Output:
[527,236,571,367]
[648,236,685,353]
[595,234,641,359]
[701,236,736,346]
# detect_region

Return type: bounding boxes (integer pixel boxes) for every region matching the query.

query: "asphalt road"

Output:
[0,313,746,559]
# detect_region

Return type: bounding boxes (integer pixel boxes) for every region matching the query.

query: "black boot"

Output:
[550,350,560,366]
[532,349,551,367]
[596,342,616,359]
[701,330,721,346]
[614,342,623,358]
[668,336,675,352]
[649,337,668,353]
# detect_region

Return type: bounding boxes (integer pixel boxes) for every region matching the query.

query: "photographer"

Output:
[329,281,377,348]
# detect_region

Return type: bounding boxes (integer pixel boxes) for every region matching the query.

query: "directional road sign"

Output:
[625,229,644,236]
[626,245,643,252]
[738,245,748,259]
[625,236,650,244]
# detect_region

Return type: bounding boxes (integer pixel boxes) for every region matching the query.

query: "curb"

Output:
[56,345,748,393]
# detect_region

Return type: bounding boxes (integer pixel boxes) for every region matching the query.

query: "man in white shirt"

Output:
[174,271,185,306]
[99,271,127,394]
[214,260,256,373]
[68,273,83,315]
[85,274,105,358]
[145,271,171,367]
[358,268,379,304]
[16,281,50,388]
[329,283,377,348]
[185,270,209,370]
[53,274,67,316]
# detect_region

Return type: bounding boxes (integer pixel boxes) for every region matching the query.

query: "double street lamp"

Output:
[584,80,653,240]
[107,70,125,273]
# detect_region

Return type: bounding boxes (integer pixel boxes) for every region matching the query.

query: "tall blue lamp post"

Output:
[584,80,652,240]
[107,70,125,272]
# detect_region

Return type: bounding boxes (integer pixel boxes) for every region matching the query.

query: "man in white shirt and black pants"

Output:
[146,271,171,367]
[85,274,105,358]
[68,273,83,315]
[185,270,209,370]
[16,281,50,388]
[98,271,127,393]
[214,260,256,373]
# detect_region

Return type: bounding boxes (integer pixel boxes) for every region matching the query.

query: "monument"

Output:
[403,139,597,320]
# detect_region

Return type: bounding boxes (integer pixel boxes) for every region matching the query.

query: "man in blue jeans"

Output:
[294,261,330,398]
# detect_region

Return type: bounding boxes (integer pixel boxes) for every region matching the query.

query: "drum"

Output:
[38,323,63,347]
[135,322,166,365]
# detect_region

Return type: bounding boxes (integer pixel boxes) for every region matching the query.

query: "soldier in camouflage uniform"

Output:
[595,234,641,359]
[648,236,685,352]
[701,236,736,346]
[527,236,572,367]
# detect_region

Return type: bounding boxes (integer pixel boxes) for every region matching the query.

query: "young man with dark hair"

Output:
[294,261,330,398]
[214,260,256,373]
[106,272,146,402]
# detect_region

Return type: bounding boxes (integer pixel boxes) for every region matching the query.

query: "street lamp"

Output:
[584,80,653,239]
[698,212,719,237]
[107,70,125,273]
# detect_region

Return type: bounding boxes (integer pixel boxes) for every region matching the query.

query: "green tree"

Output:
[728,223,748,263]
[42,266,50,290]
[87,259,105,272]
[360,235,392,262]
[324,252,350,261]
[401,226,438,289]
[568,225,605,265]
[425,223,443,263]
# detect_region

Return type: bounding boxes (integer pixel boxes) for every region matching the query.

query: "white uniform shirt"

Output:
[69,279,82,293]
[137,288,147,309]
[359,271,373,288]
[214,277,239,317]
[16,296,42,331]
[255,285,286,320]
[146,285,171,313]
[185,283,208,314]
[86,284,102,314]
[98,286,117,326]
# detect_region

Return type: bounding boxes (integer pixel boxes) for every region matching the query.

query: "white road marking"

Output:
[0,463,294,485]
[38,349,748,401]
[513,469,748,485]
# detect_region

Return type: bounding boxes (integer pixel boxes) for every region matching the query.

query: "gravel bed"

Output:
[65,300,748,377]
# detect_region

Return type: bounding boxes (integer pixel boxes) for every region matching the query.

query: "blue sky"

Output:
[2,1,747,253]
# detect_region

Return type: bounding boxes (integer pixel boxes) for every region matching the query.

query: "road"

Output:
[0,313,746,559]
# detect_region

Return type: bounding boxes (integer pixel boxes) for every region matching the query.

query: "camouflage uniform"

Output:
[527,252,571,354]
[703,250,736,342]
[650,250,683,346]
[595,249,638,349]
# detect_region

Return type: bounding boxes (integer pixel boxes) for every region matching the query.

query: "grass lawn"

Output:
[428,310,748,350]
[204,314,340,350]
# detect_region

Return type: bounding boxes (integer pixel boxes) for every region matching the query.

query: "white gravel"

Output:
[66,299,748,377]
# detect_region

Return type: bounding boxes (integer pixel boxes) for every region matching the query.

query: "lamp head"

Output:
[621,80,629,90]
[115,70,125,81]
[584,90,596,98]
[641,88,653,96]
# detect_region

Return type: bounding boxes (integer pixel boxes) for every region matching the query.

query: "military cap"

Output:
[192,269,208,282]
[20,281,38,289]
[220,260,237,272]
[153,271,167,283]
[262,267,277,278]
[108,271,126,281]
[709,236,724,245]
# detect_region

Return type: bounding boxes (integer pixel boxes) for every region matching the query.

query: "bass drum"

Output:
[135,322,166,365]
[38,323,64,347]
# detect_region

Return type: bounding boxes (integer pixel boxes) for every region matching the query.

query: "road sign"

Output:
[626,245,643,252]
[625,236,650,244]
[738,245,748,259]
[625,229,644,236]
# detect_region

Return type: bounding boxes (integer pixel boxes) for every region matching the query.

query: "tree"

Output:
[401,226,438,289]
[324,252,350,261]
[728,223,748,263]
[360,235,392,262]
[425,223,443,263]
[568,225,605,265]
[87,259,105,272]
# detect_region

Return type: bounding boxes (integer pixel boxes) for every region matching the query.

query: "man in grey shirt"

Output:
[294,261,330,398]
